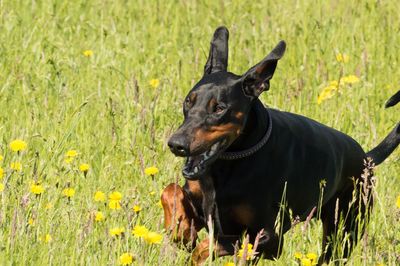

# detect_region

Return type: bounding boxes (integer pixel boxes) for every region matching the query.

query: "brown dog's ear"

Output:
[204,26,229,75]
[241,41,286,98]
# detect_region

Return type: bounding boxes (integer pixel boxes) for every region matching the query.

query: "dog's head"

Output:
[168,26,286,180]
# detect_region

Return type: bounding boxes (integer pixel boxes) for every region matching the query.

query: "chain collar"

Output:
[219,107,272,160]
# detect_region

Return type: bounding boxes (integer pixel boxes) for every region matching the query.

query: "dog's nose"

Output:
[168,134,190,157]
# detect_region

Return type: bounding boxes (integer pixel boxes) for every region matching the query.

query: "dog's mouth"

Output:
[182,139,227,180]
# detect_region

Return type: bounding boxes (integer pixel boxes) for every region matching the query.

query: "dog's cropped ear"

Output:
[204,26,229,75]
[385,90,400,108]
[241,41,286,98]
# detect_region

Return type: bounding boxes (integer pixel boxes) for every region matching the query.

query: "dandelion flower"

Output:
[10,162,22,172]
[63,188,75,198]
[301,257,313,266]
[28,218,35,226]
[143,231,163,244]
[66,150,78,157]
[64,150,78,163]
[109,200,121,210]
[0,183,4,192]
[30,183,45,195]
[133,205,141,213]
[119,253,134,265]
[0,167,4,179]
[0,155,3,161]
[341,75,360,84]
[294,251,303,259]
[83,50,93,57]
[237,243,253,260]
[306,253,318,262]
[40,233,52,243]
[79,163,90,173]
[317,85,338,105]
[9,139,27,152]
[95,211,105,222]
[336,53,349,63]
[149,79,160,89]
[132,225,149,238]
[109,227,125,237]
[396,195,400,209]
[94,191,106,202]
[144,166,159,176]
[109,191,123,201]
[224,263,235,266]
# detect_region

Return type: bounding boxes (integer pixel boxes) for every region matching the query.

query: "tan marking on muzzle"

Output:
[191,122,242,150]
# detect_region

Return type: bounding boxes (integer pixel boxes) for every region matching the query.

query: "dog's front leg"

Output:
[161,183,204,250]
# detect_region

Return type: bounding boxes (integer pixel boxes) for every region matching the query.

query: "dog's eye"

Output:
[214,104,226,114]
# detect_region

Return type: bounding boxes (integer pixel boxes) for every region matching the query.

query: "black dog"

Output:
[161,26,400,265]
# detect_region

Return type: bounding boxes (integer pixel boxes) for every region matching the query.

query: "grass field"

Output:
[0,0,399,265]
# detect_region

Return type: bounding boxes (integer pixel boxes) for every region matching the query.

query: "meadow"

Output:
[0,0,399,265]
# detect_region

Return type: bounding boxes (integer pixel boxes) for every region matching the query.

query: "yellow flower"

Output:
[341,75,360,84]
[64,150,78,163]
[149,79,160,89]
[109,200,121,210]
[94,191,106,202]
[83,50,93,57]
[237,243,253,260]
[0,183,4,192]
[133,205,141,213]
[396,195,400,209]
[95,211,105,222]
[9,139,27,152]
[62,188,75,198]
[109,227,125,237]
[109,191,123,201]
[144,166,159,176]
[28,218,35,226]
[317,85,338,105]
[301,258,313,266]
[64,157,74,164]
[10,162,22,172]
[224,263,235,266]
[40,233,52,243]
[30,184,45,195]
[294,251,303,259]
[149,191,156,196]
[336,53,349,63]
[306,253,318,263]
[132,225,149,238]
[79,163,90,173]
[143,231,163,244]
[0,167,4,179]
[65,150,78,157]
[119,253,134,265]
[0,155,3,162]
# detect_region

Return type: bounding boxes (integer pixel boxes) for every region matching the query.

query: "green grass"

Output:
[0,0,399,265]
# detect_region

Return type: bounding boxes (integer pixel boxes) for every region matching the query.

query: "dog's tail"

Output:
[366,123,400,165]
[385,90,400,108]
[366,91,400,165]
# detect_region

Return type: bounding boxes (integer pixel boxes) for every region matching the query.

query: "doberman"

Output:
[161,26,400,265]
